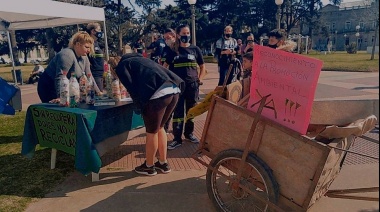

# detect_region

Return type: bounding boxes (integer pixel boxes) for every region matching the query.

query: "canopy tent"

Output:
[0,0,109,84]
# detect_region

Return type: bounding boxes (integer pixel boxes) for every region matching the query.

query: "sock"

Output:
[159,160,167,165]
[146,163,154,168]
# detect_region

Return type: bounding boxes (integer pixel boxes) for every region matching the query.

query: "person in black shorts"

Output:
[114,53,184,176]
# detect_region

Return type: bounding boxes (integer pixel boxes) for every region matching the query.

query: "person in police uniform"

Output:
[86,22,105,92]
[163,24,206,150]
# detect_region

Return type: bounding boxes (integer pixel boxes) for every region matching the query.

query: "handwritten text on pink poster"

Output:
[247,45,323,134]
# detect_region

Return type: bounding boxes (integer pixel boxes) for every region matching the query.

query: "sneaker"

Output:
[134,161,157,176]
[154,161,172,173]
[167,140,182,150]
[185,134,200,144]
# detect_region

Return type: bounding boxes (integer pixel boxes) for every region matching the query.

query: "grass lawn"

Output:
[203,51,379,72]
[0,112,75,212]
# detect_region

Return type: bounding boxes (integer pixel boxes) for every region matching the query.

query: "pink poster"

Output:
[247,45,323,134]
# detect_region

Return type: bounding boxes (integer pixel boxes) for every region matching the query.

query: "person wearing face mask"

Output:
[243,34,255,54]
[214,25,239,86]
[147,34,166,64]
[266,29,297,52]
[164,24,206,150]
[37,31,101,103]
[86,22,105,92]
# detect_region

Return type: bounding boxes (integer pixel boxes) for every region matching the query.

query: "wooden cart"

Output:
[192,95,378,212]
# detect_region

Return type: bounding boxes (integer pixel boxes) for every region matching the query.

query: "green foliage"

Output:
[345,42,358,54]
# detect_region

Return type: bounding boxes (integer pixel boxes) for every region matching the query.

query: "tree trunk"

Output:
[370,20,378,60]
[46,28,56,62]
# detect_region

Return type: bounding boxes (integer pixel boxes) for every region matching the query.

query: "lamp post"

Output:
[188,0,197,46]
[275,0,284,29]
[355,25,360,50]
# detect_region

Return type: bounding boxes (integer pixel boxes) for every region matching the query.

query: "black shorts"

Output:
[142,93,179,133]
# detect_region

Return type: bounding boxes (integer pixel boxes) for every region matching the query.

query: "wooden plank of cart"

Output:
[192,94,378,212]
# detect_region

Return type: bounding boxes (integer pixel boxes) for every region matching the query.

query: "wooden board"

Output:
[201,96,351,210]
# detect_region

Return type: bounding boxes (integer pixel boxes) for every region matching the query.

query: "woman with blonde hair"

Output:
[37,31,101,103]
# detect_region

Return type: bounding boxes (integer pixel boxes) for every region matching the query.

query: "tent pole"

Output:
[7,30,17,84]
[102,21,109,61]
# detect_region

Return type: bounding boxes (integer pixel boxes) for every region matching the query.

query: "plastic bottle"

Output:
[59,71,70,107]
[69,73,80,108]
[86,73,96,105]
[79,74,88,103]
[120,83,128,99]
[105,69,113,99]
[111,79,121,102]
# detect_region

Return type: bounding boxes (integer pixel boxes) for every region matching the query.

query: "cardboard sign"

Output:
[247,45,323,134]
[32,106,77,155]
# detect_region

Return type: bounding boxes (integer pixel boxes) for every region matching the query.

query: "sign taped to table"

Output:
[31,106,77,155]
[247,45,323,134]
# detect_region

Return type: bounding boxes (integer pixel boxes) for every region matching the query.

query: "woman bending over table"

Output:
[113,53,184,176]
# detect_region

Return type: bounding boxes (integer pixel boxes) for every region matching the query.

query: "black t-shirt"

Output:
[88,40,104,77]
[165,45,204,83]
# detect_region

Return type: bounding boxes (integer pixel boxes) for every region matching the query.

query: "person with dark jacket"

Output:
[115,53,184,176]
[147,34,166,64]
[86,22,105,92]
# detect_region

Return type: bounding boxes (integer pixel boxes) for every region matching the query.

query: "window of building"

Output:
[332,22,336,31]
[372,21,376,29]
[359,22,365,30]
[37,48,41,58]
[345,21,351,30]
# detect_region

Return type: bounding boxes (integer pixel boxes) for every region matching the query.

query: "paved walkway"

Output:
[20,63,379,212]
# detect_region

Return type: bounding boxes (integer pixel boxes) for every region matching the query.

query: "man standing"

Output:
[133,38,145,54]
[86,22,105,92]
[147,34,166,64]
[214,25,238,86]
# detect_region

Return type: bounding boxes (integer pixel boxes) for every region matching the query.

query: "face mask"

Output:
[180,35,191,44]
[95,31,103,39]
[225,34,232,38]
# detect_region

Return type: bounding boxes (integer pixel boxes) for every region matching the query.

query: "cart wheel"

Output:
[206,149,279,212]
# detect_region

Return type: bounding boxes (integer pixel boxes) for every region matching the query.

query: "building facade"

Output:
[312,0,379,52]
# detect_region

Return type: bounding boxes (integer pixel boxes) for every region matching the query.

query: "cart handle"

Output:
[327,144,379,160]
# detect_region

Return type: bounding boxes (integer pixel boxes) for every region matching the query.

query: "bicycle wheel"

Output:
[206,149,279,212]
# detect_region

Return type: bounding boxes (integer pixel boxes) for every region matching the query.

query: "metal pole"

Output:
[276,5,281,29]
[305,36,309,54]
[191,4,196,46]
[102,21,109,61]
[7,30,17,84]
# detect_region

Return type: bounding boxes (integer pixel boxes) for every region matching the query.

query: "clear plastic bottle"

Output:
[120,83,128,99]
[69,73,80,108]
[59,71,70,107]
[79,74,88,103]
[86,73,95,105]
[105,69,113,99]
[111,79,121,102]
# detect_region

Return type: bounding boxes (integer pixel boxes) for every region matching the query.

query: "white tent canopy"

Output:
[0,0,109,83]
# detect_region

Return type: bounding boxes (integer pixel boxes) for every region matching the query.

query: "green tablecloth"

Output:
[21,102,144,175]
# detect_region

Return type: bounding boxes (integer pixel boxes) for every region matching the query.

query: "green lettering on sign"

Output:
[31,107,77,156]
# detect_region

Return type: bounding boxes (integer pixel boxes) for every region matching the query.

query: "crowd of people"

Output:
[35,21,295,176]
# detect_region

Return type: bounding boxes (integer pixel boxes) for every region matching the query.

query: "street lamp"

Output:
[275,0,284,29]
[188,0,197,46]
[355,25,360,50]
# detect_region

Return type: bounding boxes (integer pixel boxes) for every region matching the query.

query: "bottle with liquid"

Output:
[86,73,96,105]
[111,79,121,102]
[69,73,80,108]
[79,74,88,103]
[120,83,128,99]
[59,71,70,107]
[105,69,113,99]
